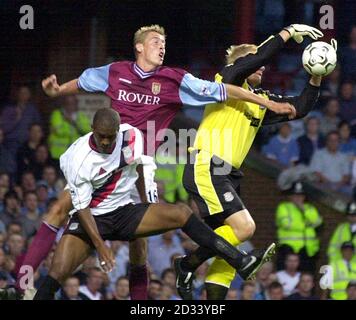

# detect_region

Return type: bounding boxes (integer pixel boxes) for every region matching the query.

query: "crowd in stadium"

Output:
[0,8,356,300]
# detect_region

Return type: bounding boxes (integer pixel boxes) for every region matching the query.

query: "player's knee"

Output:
[49,262,66,284]
[232,220,256,241]
[174,203,192,225]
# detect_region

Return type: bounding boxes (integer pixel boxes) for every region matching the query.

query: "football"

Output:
[302,41,337,76]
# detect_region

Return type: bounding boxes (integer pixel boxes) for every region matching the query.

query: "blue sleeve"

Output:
[262,138,278,159]
[179,73,227,106]
[78,64,111,92]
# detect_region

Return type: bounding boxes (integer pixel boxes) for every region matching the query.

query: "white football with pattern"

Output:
[302,41,337,76]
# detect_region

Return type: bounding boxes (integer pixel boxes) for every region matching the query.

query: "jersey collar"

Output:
[133,62,160,79]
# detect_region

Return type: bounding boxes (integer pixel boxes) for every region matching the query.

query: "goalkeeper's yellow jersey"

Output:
[192,75,269,169]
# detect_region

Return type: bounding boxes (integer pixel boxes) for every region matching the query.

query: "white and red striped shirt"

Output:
[60,124,143,216]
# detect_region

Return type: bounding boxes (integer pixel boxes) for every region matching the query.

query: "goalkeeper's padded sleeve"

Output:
[219,34,285,86]
[261,83,320,125]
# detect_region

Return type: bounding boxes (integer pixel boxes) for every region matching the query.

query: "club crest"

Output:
[152,82,161,95]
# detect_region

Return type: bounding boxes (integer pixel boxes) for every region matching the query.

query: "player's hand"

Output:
[97,242,116,273]
[284,24,324,44]
[267,101,297,119]
[42,74,60,97]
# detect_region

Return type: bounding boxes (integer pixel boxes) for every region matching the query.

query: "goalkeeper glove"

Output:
[284,24,324,43]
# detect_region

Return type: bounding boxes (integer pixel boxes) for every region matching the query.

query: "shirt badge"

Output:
[152,82,161,95]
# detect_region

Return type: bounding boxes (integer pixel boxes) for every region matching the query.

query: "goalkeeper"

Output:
[175,25,336,300]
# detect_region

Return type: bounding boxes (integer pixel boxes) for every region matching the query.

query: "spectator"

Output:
[297,117,324,165]
[0,172,10,212]
[108,241,129,292]
[328,201,356,263]
[6,222,23,237]
[111,276,130,300]
[266,281,284,300]
[74,254,98,285]
[48,95,91,161]
[19,192,41,238]
[275,181,322,272]
[320,64,341,98]
[21,171,36,194]
[6,233,25,265]
[225,287,238,300]
[262,122,299,167]
[0,85,41,155]
[339,81,356,134]
[148,279,162,300]
[276,253,301,297]
[30,144,56,180]
[340,25,356,81]
[60,276,89,300]
[42,165,61,199]
[329,242,356,300]
[286,272,319,300]
[79,267,104,300]
[36,181,49,214]
[0,129,16,178]
[148,231,185,278]
[347,281,356,300]
[0,233,5,248]
[0,248,7,272]
[240,281,256,300]
[255,261,275,300]
[16,124,44,178]
[339,121,356,156]
[310,131,352,194]
[160,284,178,300]
[0,191,22,228]
[318,98,341,136]
[0,271,9,289]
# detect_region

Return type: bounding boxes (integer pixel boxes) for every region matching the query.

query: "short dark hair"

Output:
[161,268,175,279]
[92,108,120,130]
[268,281,283,291]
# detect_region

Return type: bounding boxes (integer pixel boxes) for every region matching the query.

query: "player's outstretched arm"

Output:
[77,207,116,273]
[225,84,296,119]
[42,75,80,97]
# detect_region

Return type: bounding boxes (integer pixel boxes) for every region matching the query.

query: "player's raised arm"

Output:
[179,73,296,118]
[42,64,111,97]
[220,25,323,86]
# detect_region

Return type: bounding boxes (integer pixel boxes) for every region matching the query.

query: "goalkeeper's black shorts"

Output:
[183,149,245,230]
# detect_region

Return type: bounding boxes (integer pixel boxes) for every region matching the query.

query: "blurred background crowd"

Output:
[0,0,355,300]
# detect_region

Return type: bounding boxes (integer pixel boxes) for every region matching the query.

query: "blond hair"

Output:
[225,44,257,65]
[133,24,166,55]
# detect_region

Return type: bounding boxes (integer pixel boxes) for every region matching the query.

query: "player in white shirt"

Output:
[34,108,271,300]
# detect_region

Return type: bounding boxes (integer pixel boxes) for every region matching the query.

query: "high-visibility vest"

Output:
[155,154,188,203]
[275,202,323,257]
[330,259,356,300]
[48,109,91,159]
[328,222,356,263]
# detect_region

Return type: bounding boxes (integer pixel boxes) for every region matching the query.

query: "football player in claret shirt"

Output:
[1,25,294,300]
